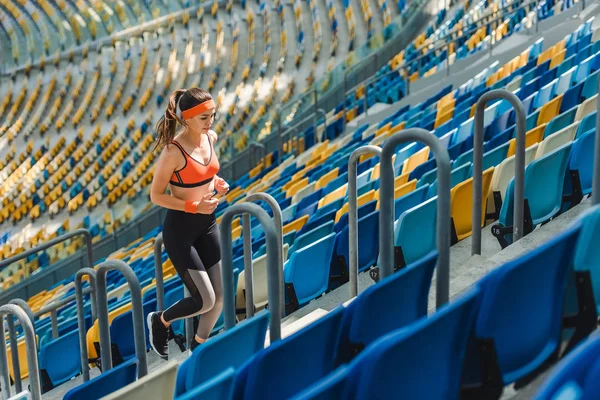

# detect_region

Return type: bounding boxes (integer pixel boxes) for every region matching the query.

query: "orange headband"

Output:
[181,99,216,120]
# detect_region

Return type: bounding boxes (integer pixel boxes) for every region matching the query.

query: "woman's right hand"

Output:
[196,193,219,214]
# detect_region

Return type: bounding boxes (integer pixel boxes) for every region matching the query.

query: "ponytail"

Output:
[153,89,186,151]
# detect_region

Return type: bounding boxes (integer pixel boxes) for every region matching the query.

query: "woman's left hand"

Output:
[215,176,230,195]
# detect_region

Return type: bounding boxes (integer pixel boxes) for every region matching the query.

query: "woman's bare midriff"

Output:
[169,180,216,203]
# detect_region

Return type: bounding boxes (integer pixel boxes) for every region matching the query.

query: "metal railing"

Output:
[347,145,382,297]
[0,228,93,273]
[0,304,41,399]
[379,129,452,308]
[96,259,148,378]
[220,202,282,342]
[593,77,600,206]
[472,90,527,254]
[74,268,98,382]
[6,299,35,393]
[245,193,285,318]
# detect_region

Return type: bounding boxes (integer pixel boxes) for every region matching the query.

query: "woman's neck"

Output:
[182,128,205,147]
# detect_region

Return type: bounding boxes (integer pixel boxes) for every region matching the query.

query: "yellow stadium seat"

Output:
[318,184,348,208]
[334,189,377,222]
[507,124,546,157]
[283,215,309,236]
[402,147,430,175]
[315,168,339,190]
[450,167,495,242]
[537,95,563,125]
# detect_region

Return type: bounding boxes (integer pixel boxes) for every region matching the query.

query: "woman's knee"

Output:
[199,286,216,313]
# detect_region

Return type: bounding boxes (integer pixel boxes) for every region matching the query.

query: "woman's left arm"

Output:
[210,131,229,194]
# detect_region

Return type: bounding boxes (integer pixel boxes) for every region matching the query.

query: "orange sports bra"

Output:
[169,139,220,188]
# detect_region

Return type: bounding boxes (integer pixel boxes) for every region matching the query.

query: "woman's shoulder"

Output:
[208,130,218,144]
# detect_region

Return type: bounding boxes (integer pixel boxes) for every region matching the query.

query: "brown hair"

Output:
[153,88,213,151]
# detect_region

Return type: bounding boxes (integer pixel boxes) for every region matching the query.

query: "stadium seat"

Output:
[63,358,138,400]
[237,306,345,399]
[393,197,437,268]
[462,219,581,397]
[175,311,269,396]
[103,360,178,400]
[337,251,437,363]
[535,332,600,400]
[344,287,480,399]
[39,329,81,391]
[284,233,337,314]
[493,143,572,247]
[177,368,236,400]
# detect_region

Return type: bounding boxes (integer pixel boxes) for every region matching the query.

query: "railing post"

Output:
[0,304,41,400]
[153,233,165,311]
[5,298,35,393]
[347,145,381,298]
[380,129,452,308]
[246,192,284,318]
[96,259,148,378]
[74,268,97,382]
[472,90,526,254]
[242,213,254,318]
[593,76,600,205]
[220,202,282,342]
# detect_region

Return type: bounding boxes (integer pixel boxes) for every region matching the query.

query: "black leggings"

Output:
[161,209,224,339]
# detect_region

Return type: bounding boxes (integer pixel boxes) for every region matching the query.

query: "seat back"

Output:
[178,368,236,400]
[535,122,577,158]
[573,206,600,314]
[178,311,270,394]
[290,366,349,400]
[535,332,600,399]
[395,197,437,265]
[63,358,138,400]
[338,251,438,362]
[346,287,481,400]
[524,142,572,225]
[110,298,156,359]
[335,210,380,274]
[103,360,178,400]
[471,221,581,383]
[284,233,337,306]
[569,130,595,195]
[242,307,345,400]
[38,329,81,387]
[237,245,289,311]
[289,221,334,258]
[450,167,495,241]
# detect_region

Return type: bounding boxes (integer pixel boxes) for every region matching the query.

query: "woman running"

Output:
[147,88,229,357]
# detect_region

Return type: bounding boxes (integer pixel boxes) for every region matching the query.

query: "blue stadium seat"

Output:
[288,221,334,259]
[290,365,349,400]
[175,311,269,396]
[337,251,437,363]
[63,358,138,400]
[564,130,595,208]
[284,233,337,313]
[176,367,236,400]
[535,332,600,400]
[237,306,345,399]
[330,210,379,285]
[39,329,81,391]
[110,298,157,362]
[393,197,437,268]
[462,220,582,398]
[493,143,572,247]
[344,287,480,399]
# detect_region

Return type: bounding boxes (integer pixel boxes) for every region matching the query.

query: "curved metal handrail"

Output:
[74,268,98,382]
[347,145,382,297]
[472,89,526,254]
[380,129,452,308]
[96,259,148,377]
[220,202,282,342]
[0,304,41,399]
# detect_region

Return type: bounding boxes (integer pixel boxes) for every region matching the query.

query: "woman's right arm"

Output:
[150,145,188,211]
